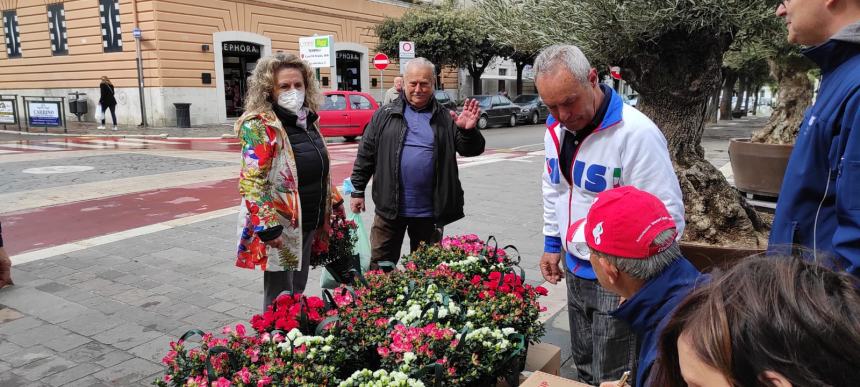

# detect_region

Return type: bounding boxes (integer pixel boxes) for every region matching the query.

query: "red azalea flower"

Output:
[470,275,482,285]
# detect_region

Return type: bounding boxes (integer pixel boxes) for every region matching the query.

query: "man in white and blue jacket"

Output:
[771,1,860,277]
[536,45,685,385]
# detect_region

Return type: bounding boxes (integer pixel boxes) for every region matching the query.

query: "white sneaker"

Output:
[112,126,118,131]
[97,125,106,129]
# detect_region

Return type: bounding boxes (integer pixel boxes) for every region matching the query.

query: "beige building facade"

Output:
[0,0,458,127]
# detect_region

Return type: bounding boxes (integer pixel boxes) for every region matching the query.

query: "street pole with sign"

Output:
[133,27,147,127]
[374,52,389,91]
[398,41,415,75]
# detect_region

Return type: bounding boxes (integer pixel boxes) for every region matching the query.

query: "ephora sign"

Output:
[222,41,261,56]
[28,101,62,127]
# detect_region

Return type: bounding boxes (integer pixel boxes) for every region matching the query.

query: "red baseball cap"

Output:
[566,186,677,259]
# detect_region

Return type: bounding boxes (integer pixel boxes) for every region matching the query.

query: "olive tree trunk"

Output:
[706,80,721,123]
[719,71,738,120]
[628,33,768,247]
[751,85,761,115]
[750,57,814,144]
[734,76,747,112]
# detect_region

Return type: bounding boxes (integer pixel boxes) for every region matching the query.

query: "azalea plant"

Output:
[311,213,358,268]
[156,235,547,387]
[155,325,346,387]
[250,293,330,335]
[440,234,508,260]
[338,369,425,387]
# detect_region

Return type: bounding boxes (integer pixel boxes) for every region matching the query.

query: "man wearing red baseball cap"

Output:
[566,186,702,387]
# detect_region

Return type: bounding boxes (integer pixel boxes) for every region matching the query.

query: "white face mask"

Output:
[277,89,305,113]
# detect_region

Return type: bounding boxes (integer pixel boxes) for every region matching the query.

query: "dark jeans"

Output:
[566,271,638,385]
[262,229,314,311]
[101,104,117,125]
[369,214,441,266]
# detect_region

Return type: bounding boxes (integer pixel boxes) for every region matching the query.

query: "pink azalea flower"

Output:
[238,367,251,384]
[215,377,232,387]
[377,346,391,357]
[235,324,247,337]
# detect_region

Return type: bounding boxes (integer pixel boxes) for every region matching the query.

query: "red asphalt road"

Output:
[1,137,356,255]
[2,137,518,256]
[0,138,243,153]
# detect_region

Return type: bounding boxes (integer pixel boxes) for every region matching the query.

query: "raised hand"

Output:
[449,98,480,130]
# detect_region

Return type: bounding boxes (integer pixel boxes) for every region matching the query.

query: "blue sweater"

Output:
[611,258,702,387]
[768,21,860,278]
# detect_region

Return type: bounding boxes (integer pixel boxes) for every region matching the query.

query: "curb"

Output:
[0,129,233,140]
[0,129,170,139]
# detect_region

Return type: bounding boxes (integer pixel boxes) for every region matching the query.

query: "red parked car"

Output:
[317,90,379,141]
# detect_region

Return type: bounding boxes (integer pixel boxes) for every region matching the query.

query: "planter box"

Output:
[498,343,562,386]
[680,241,766,272]
[728,138,794,198]
[521,371,590,387]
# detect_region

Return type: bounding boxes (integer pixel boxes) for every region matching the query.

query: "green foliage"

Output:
[479,0,774,90]
[374,5,500,75]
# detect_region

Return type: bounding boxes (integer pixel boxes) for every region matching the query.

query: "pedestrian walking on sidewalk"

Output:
[769,0,860,277]
[233,52,344,310]
[98,76,118,130]
[536,44,685,385]
[349,58,485,269]
[0,222,13,288]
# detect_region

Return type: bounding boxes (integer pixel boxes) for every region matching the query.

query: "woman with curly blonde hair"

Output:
[234,52,343,309]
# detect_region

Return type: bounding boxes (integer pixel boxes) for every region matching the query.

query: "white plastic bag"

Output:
[95,103,104,121]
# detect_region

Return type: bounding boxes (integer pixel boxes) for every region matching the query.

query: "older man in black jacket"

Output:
[350,57,484,268]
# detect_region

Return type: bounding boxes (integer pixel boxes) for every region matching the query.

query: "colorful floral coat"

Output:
[235,110,342,271]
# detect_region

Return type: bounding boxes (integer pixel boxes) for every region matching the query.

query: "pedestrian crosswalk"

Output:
[0,138,362,154]
[0,137,531,170]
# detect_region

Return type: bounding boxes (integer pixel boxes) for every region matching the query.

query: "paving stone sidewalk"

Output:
[0,115,768,386]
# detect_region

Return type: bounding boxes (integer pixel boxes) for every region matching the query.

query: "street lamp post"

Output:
[133,27,147,127]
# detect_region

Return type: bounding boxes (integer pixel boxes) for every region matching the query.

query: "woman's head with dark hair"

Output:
[650,255,860,387]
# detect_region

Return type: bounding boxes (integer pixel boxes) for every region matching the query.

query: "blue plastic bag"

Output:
[321,178,371,289]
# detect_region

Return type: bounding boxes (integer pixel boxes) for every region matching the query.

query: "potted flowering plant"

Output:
[250,293,330,335]
[463,272,548,344]
[156,234,547,386]
[338,369,425,387]
[156,324,346,387]
[313,213,360,284]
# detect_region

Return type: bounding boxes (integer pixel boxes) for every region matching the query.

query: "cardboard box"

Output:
[497,343,562,386]
[525,342,562,376]
[520,371,592,387]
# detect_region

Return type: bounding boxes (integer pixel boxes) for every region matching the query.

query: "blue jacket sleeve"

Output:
[544,235,561,253]
[832,91,860,278]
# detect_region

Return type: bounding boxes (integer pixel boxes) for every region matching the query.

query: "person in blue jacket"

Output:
[565,186,702,387]
[770,0,860,276]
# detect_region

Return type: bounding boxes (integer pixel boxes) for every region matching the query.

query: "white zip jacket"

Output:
[542,88,685,278]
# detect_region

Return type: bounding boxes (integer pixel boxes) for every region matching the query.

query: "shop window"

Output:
[99,0,123,52]
[47,4,68,55]
[3,10,21,58]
